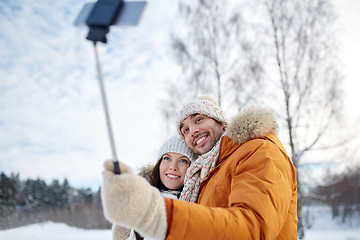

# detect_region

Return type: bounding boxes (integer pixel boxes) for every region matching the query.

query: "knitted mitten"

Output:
[101,160,167,240]
[112,224,131,240]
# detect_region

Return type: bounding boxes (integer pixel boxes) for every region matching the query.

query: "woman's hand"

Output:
[101,160,167,240]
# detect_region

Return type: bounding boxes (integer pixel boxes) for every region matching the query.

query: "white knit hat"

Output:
[158,135,196,162]
[176,96,227,138]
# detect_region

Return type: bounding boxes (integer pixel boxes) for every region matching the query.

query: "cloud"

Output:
[0,0,180,190]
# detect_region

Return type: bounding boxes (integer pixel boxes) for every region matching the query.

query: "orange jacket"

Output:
[165,107,298,239]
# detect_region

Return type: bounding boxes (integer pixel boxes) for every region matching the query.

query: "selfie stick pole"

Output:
[75,0,147,174]
[92,42,121,174]
[83,0,125,175]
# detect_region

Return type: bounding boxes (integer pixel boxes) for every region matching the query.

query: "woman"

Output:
[112,135,195,240]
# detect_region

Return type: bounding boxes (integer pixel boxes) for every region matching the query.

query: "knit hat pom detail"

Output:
[197,96,218,105]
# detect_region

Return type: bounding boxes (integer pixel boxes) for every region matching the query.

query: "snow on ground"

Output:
[0,222,111,240]
[0,206,359,240]
[303,205,360,240]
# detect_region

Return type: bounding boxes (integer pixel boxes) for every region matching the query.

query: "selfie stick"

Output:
[74,0,147,174]
[92,43,121,174]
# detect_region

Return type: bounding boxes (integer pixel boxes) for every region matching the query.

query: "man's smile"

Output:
[193,133,208,146]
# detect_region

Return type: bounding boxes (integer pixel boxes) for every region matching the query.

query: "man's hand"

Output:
[101,160,167,240]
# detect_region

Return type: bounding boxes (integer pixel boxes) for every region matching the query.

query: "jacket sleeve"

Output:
[165,139,297,240]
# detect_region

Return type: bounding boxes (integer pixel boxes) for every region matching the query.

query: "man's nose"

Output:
[189,125,199,137]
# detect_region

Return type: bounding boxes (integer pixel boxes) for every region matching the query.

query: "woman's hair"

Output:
[149,156,168,191]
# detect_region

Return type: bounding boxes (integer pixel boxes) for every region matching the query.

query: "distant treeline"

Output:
[1,164,359,230]
[0,172,111,230]
[307,164,360,226]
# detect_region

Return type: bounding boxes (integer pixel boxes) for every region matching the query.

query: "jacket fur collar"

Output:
[225,106,278,145]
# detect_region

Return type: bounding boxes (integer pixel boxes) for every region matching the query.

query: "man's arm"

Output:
[165,138,297,239]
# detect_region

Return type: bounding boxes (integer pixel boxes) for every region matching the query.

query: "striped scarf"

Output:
[179,136,223,203]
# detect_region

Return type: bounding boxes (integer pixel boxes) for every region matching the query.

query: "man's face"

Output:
[180,114,225,155]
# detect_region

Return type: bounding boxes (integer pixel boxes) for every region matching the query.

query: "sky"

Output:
[0,0,360,191]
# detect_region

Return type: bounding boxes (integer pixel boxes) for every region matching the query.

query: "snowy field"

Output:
[0,222,111,240]
[0,206,359,240]
[302,205,360,240]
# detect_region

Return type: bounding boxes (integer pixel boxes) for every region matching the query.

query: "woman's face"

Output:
[159,152,190,190]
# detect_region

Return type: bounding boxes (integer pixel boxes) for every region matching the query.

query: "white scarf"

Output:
[179,136,223,203]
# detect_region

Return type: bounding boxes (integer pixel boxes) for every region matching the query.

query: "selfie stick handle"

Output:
[92,42,121,174]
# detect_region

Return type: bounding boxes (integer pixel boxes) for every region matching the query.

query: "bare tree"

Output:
[261,0,343,237]
[162,0,264,129]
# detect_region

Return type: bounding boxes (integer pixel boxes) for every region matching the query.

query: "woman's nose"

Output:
[169,162,178,170]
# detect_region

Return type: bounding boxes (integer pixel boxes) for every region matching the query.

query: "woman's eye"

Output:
[163,156,171,161]
[195,118,202,123]
[180,159,189,164]
[183,128,189,134]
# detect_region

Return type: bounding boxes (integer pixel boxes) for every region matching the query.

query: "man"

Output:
[101,97,298,240]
